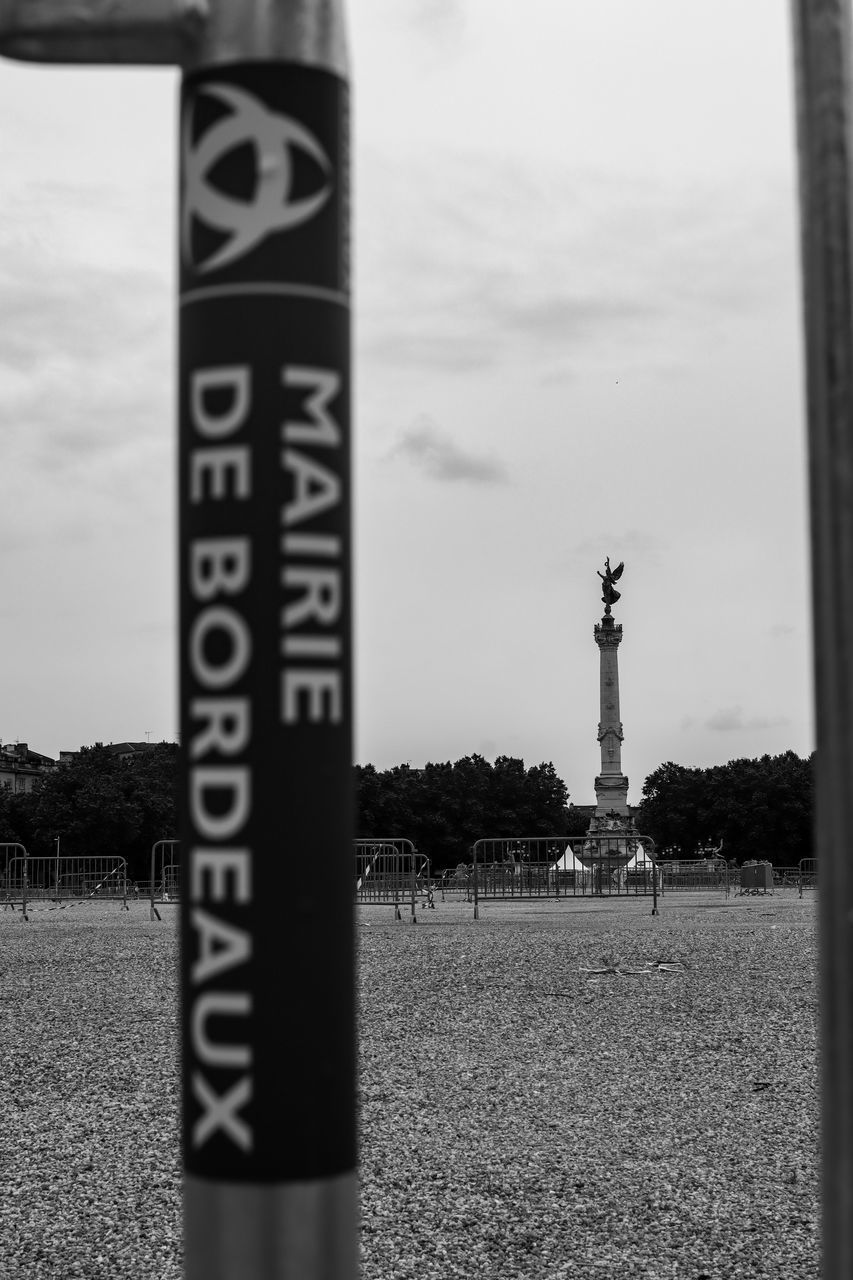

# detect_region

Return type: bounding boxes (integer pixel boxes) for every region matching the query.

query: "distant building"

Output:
[0,739,173,792]
[0,742,56,794]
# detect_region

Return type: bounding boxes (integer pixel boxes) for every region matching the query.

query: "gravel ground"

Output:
[0,891,819,1278]
[0,900,182,1279]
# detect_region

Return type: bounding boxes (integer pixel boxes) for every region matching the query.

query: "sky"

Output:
[0,0,813,806]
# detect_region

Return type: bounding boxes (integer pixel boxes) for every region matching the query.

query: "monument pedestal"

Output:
[581,807,640,889]
[594,772,630,815]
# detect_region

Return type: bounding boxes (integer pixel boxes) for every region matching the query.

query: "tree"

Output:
[26,743,178,880]
[0,786,34,852]
[635,762,708,855]
[122,742,180,870]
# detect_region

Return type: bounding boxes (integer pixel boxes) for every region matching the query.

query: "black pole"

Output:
[178,5,356,1275]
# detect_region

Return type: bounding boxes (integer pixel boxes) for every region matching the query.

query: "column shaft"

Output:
[593,615,628,814]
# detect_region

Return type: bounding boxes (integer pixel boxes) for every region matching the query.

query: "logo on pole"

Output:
[182,83,333,273]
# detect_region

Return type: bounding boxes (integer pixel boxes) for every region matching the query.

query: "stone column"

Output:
[593,611,629,815]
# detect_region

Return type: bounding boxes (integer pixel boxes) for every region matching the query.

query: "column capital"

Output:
[594,617,623,648]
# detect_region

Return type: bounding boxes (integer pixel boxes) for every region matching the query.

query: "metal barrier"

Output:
[1,843,29,918]
[773,865,802,889]
[354,839,432,922]
[439,863,474,901]
[470,835,660,918]
[659,857,729,897]
[150,839,180,919]
[6,856,127,908]
[155,837,433,924]
[800,857,818,898]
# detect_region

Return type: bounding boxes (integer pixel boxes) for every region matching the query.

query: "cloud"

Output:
[0,186,171,454]
[387,417,509,484]
[358,293,646,377]
[705,706,790,732]
[489,292,651,344]
[357,153,660,381]
[0,247,172,548]
[357,148,794,385]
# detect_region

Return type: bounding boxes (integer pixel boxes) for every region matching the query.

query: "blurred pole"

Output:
[791,3,853,1276]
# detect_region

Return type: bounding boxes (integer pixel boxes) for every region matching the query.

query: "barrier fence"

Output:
[469,835,661,918]
[438,863,476,901]
[354,839,433,922]
[151,838,436,924]
[149,839,180,919]
[1,843,28,917]
[800,857,818,898]
[659,857,729,897]
[145,836,738,925]
[5,855,127,909]
[773,865,802,889]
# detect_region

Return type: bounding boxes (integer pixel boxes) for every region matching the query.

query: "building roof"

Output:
[0,742,55,768]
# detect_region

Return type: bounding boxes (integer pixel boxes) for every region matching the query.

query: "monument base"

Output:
[594,773,630,815]
[579,807,641,889]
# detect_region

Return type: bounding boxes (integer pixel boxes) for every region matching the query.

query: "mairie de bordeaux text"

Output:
[184,360,345,1154]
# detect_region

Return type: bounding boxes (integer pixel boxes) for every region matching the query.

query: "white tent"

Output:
[554,847,589,872]
[624,843,656,871]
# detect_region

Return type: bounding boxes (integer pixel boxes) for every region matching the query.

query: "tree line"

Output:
[635,751,814,865]
[358,749,815,869]
[0,743,814,879]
